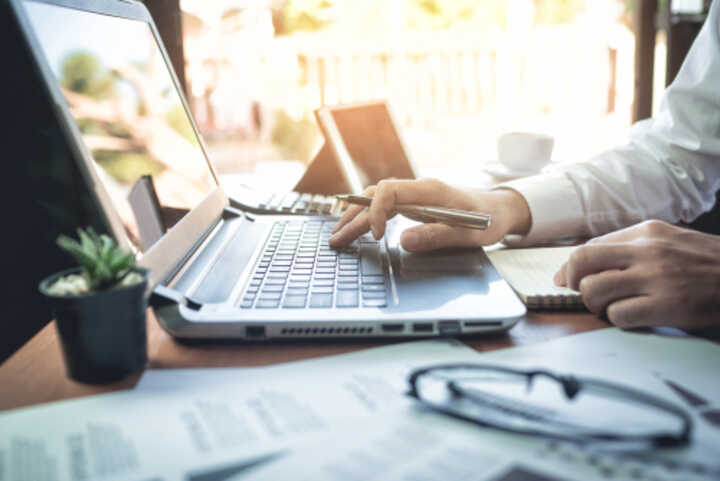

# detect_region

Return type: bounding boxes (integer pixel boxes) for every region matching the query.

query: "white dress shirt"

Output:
[502,1,720,245]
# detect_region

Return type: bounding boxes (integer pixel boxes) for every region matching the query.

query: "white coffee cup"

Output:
[497,132,554,172]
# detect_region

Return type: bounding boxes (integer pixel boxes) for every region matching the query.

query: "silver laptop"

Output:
[12,0,526,339]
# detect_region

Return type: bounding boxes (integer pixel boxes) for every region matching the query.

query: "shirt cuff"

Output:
[493,172,586,246]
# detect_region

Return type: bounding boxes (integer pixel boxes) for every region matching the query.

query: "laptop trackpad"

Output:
[399,248,483,274]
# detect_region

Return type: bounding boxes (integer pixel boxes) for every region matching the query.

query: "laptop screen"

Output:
[329,104,415,188]
[22,1,216,252]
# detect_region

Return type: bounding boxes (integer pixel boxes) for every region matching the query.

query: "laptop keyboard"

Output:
[239,220,388,309]
[258,192,342,216]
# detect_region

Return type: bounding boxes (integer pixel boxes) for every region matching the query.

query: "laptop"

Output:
[10,0,526,339]
[229,100,420,217]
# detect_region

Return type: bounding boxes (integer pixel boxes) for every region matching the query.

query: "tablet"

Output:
[315,102,418,193]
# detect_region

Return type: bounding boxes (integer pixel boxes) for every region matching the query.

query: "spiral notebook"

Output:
[487,246,585,310]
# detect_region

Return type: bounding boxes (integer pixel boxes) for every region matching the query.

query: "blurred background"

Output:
[175,0,682,191]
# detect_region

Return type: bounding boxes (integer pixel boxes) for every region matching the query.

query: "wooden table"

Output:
[0,310,607,412]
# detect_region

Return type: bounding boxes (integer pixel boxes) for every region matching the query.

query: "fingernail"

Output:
[329,233,338,245]
[371,226,379,240]
[404,231,420,249]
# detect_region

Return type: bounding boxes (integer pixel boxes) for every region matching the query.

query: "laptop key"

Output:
[256,299,280,308]
[312,287,333,295]
[336,290,358,307]
[310,294,333,308]
[360,254,383,275]
[362,275,385,285]
[267,273,288,279]
[337,283,358,290]
[363,299,387,307]
[286,287,308,296]
[362,284,385,292]
[240,300,254,308]
[282,296,307,308]
[362,291,386,299]
[262,284,284,292]
[259,292,282,300]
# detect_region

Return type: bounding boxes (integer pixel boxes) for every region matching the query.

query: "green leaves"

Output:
[56,227,136,292]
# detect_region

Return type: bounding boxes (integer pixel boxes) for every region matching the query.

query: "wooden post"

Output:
[607,47,617,114]
[632,0,657,123]
[143,0,188,96]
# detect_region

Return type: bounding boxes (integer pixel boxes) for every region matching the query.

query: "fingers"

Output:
[577,268,644,316]
[368,179,454,240]
[604,296,657,328]
[553,261,568,287]
[565,244,636,291]
[329,210,371,247]
[400,223,485,252]
[331,179,462,247]
[332,186,376,234]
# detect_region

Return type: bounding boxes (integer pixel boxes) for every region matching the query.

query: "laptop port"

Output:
[438,320,461,336]
[381,323,404,332]
[412,323,433,333]
[246,326,266,338]
[464,321,503,327]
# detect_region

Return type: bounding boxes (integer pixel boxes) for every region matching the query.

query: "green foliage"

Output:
[60,52,116,99]
[410,0,587,29]
[272,0,333,36]
[57,227,135,291]
[534,0,585,25]
[166,104,199,145]
[270,110,321,163]
[94,151,165,184]
[409,0,505,30]
[77,119,132,139]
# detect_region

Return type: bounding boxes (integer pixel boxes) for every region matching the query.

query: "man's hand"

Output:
[554,220,720,330]
[328,178,531,251]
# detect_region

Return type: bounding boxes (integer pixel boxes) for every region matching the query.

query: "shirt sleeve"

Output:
[498,2,720,246]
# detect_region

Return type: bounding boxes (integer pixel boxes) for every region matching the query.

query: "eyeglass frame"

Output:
[406,363,693,448]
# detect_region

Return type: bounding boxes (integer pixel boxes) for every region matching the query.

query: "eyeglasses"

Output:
[407,363,693,449]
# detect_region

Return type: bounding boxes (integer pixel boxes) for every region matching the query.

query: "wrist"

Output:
[493,188,532,236]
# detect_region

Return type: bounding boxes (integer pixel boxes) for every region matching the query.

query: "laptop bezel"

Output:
[9,0,229,289]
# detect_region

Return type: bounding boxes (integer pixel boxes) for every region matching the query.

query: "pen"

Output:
[336,194,491,230]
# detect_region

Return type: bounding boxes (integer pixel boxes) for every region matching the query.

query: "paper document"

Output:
[0,339,480,481]
[235,410,599,481]
[237,329,720,481]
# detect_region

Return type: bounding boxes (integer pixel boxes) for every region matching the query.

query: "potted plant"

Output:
[39,227,149,384]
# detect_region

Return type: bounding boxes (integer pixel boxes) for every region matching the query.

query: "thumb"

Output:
[400,224,484,252]
[554,261,568,286]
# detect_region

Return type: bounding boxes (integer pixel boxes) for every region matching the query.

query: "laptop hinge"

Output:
[150,284,202,311]
[224,205,254,221]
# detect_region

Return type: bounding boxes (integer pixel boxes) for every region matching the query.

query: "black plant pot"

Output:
[39,268,149,384]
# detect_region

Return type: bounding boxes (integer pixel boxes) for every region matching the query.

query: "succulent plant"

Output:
[56,227,137,292]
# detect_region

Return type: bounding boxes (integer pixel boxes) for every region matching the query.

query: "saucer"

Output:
[481,161,544,181]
